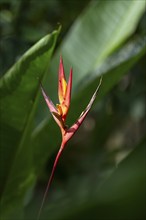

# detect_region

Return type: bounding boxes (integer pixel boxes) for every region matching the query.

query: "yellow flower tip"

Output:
[56,104,63,116]
[59,78,67,104]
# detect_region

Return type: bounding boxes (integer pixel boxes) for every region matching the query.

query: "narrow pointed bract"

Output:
[64,77,102,143]
[41,86,63,130]
[38,57,102,219]
[40,85,57,114]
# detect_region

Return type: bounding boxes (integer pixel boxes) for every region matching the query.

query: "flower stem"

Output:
[37,141,65,220]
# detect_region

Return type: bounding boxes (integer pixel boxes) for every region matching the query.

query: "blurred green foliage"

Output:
[0,0,146,220]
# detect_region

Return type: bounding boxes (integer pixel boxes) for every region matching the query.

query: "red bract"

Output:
[38,56,102,219]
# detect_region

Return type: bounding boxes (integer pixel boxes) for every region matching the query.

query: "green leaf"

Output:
[32,37,145,186]
[32,0,146,173]
[0,27,61,219]
[69,35,146,122]
[49,0,145,89]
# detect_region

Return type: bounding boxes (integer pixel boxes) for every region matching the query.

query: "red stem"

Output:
[37,141,65,220]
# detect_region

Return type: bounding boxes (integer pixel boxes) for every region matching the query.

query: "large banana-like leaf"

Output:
[32,35,145,178]
[0,27,60,219]
[48,0,145,91]
[32,0,145,171]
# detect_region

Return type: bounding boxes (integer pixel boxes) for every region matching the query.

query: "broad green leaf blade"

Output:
[32,34,145,175]
[32,1,145,174]
[34,0,145,143]
[0,27,60,219]
[49,0,145,89]
[69,35,146,123]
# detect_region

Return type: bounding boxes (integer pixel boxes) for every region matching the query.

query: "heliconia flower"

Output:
[38,56,102,219]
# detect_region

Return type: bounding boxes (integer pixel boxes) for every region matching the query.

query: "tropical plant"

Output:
[0,0,145,220]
